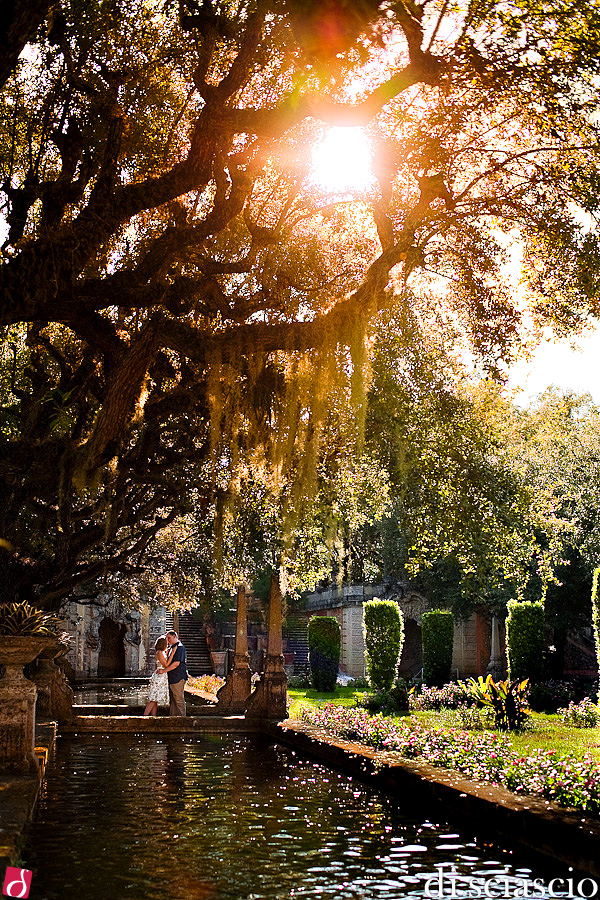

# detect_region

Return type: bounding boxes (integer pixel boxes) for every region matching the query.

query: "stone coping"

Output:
[267,720,600,879]
[0,721,57,870]
[60,714,264,733]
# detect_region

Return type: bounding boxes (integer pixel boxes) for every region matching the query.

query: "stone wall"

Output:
[303,583,488,679]
[58,599,167,677]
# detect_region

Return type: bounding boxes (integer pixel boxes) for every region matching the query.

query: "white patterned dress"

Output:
[147,653,170,705]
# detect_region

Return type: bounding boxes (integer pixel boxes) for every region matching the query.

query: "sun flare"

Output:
[310,127,375,195]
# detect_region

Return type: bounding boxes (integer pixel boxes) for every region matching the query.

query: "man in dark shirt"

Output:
[163,630,188,716]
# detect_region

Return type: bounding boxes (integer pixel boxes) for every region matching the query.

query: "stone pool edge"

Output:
[268,719,600,880]
[0,721,57,871]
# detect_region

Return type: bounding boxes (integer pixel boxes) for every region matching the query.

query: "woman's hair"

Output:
[155,636,167,652]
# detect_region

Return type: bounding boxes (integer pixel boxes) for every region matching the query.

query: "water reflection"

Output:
[73,685,149,705]
[24,735,586,900]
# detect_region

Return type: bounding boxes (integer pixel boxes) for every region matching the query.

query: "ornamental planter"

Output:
[0,634,57,772]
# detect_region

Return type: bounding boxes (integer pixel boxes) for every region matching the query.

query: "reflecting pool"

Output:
[73,683,150,706]
[24,734,588,900]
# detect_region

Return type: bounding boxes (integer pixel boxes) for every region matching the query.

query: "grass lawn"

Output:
[288,687,600,763]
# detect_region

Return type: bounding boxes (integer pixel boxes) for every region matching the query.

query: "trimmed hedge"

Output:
[308,615,341,692]
[505,599,545,682]
[592,568,600,701]
[363,598,404,691]
[422,609,454,687]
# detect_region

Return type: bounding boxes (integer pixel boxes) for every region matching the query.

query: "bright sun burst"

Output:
[310,127,375,195]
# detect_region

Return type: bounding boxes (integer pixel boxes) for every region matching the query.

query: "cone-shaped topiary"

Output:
[591,569,600,701]
[363,598,404,691]
[506,599,545,683]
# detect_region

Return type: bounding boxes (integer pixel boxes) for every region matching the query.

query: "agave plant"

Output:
[0,600,55,636]
[468,674,530,731]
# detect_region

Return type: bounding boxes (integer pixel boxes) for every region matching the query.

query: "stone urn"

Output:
[0,634,57,773]
[32,639,74,723]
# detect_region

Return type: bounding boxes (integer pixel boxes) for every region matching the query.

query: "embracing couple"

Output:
[144,630,188,717]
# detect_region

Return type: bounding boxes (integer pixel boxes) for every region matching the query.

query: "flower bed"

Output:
[409,681,472,710]
[186,674,224,697]
[299,704,600,815]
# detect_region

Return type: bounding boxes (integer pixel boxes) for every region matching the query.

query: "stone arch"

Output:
[97,617,126,676]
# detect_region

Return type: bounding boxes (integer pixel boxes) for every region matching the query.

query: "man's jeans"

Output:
[169,679,186,716]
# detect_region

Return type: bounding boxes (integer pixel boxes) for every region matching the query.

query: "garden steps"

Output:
[176,612,213,675]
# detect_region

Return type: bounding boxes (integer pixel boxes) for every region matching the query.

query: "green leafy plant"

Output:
[457,705,495,731]
[505,599,545,682]
[560,698,599,728]
[308,616,341,692]
[363,598,404,691]
[0,600,54,636]
[355,682,409,714]
[468,674,530,731]
[409,681,472,710]
[422,609,454,687]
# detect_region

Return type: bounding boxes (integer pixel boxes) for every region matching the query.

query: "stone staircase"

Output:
[283,616,309,675]
[175,612,213,676]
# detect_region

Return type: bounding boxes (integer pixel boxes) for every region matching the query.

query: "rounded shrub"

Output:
[308,615,341,692]
[363,598,404,691]
[422,609,454,687]
[505,599,545,682]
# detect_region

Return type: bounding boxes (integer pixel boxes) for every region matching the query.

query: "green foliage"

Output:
[421,609,454,687]
[3,0,600,617]
[457,705,495,731]
[409,681,472,710]
[355,682,409,714]
[0,600,54,635]
[592,568,600,700]
[366,324,539,610]
[560,698,599,728]
[506,599,545,682]
[363,598,404,691]
[527,680,576,713]
[308,616,341,692]
[468,675,530,731]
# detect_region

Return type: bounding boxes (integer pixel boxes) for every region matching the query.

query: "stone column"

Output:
[486,615,503,681]
[216,584,252,712]
[246,574,287,720]
[0,636,55,773]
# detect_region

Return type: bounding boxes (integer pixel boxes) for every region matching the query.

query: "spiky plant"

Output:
[0,601,55,636]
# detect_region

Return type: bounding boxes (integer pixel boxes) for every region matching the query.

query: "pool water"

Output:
[23,734,587,900]
[73,684,150,706]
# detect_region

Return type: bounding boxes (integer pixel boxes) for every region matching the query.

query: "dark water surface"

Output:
[23,734,587,900]
[73,684,150,705]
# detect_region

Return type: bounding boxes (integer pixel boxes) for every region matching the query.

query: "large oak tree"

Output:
[1,0,599,610]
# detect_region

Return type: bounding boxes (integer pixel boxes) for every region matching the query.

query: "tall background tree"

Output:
[1,0,600,611]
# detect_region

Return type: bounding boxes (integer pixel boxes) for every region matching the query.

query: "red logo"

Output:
[2,868,32,898]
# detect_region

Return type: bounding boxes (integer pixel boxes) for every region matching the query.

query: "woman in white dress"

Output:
[144,636,170,716]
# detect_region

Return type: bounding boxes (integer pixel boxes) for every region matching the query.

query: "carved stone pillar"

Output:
[216,584,252,712]
[0,636,55,773]
[486,615,504,681]
[246,574,287,720]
